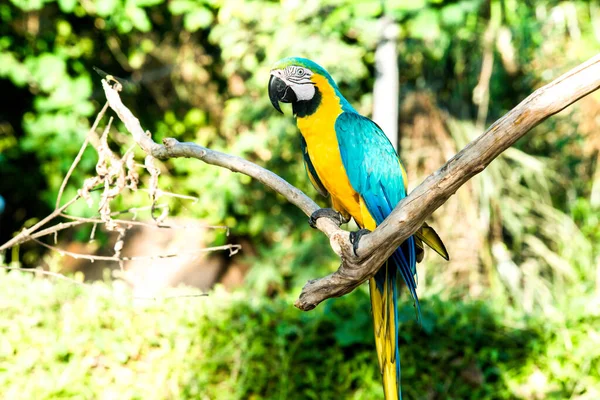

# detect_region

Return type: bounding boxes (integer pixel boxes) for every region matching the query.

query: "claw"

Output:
[349,228,371,256]
[309,208,344,229]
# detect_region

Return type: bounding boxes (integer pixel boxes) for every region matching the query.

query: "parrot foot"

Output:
[309,208,345,229]
[349,229,371,256]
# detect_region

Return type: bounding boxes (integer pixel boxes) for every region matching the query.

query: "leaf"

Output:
[8,0,44,11]
[127,6,152,32]
[95,0,118,16]
[387,0,426,12]
[406,8,440,41]
[0,53,30,87]
[441,4,465,26]
[168,0,196,15]
[183,7,213,31]
[351,0,381,18]
[58,0,77,12]
[25,53,67,92]
[70,75,93,100]
[133,0,164,7]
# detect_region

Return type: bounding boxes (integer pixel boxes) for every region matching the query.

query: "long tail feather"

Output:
[370,262,401,400]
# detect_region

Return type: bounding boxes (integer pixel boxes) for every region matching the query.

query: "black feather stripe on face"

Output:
[292,86,321,118]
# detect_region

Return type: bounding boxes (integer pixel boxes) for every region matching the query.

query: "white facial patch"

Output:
[291,82,315,101]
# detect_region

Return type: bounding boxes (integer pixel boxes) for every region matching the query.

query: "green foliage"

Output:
[2,2,600,398]
[1,0,599,314]
[0,270,599,399]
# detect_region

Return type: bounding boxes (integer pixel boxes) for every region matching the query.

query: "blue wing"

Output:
[334,112,418,307]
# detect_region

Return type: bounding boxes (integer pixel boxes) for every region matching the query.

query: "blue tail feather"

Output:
[363,188,420,316]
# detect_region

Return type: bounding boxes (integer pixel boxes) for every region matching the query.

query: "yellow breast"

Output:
[296,75,364,225]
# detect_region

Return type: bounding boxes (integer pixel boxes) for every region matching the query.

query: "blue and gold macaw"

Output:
[269,57,449,399]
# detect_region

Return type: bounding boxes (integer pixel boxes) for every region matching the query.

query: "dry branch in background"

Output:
[101,53,600,311]
[0,85,240,286]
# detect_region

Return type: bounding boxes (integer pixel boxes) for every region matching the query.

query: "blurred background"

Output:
[1,0,600,399]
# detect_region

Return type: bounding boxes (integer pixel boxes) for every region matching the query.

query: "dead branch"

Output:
[32,238,240,262]
[55,102,109,208]
[0,104,110,252]
[101,53,600,311]
[0,265,87,286]
[60,214,226,231]
[0,196,83,251]
[0,90,236,274]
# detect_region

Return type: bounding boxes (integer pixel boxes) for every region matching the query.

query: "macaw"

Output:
[268,57,449,399]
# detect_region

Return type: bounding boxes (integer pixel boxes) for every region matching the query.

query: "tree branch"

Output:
[101,80,349,252]
[32,238,240,262]
[101,53,600,311]
[0,195,82,251]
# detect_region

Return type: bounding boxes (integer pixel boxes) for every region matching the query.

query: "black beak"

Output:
[269,75,297,114]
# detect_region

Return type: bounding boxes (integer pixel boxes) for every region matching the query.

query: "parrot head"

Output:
[268,57,332,115]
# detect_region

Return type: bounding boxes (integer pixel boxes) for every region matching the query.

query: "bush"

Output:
[1,269,598,399]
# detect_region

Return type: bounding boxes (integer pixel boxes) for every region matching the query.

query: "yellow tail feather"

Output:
[369,268,400,400]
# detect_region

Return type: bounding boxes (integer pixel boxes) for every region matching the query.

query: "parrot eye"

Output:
[296,68,305,77]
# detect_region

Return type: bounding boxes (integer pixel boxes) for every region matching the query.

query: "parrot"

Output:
[268,57,449,399]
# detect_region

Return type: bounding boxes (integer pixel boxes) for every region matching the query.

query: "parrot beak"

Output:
[269,73,297,114]
[269,75,284,114]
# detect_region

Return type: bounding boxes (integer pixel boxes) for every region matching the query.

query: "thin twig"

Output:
[3,203,225,251]
[0,265,86,286]
[59,214,227,231]
[0,196,82,251]
[134,293,209,300]
[32,238,241,262]
[140,188,199,202]
[109,203,169,217]
[29,220,89,242]
[56,102,109,209]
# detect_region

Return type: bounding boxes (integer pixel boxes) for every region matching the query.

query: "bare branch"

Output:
[134,293,209,300]
[56,102,109,209]
[6,207,228,250]
[0,195,82,251]
[0,265,87,286]
[60,214,227,232]
[101,53,600,311]
[0,115,111,252]
[29,220,89,241]
[32,238,241,262]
